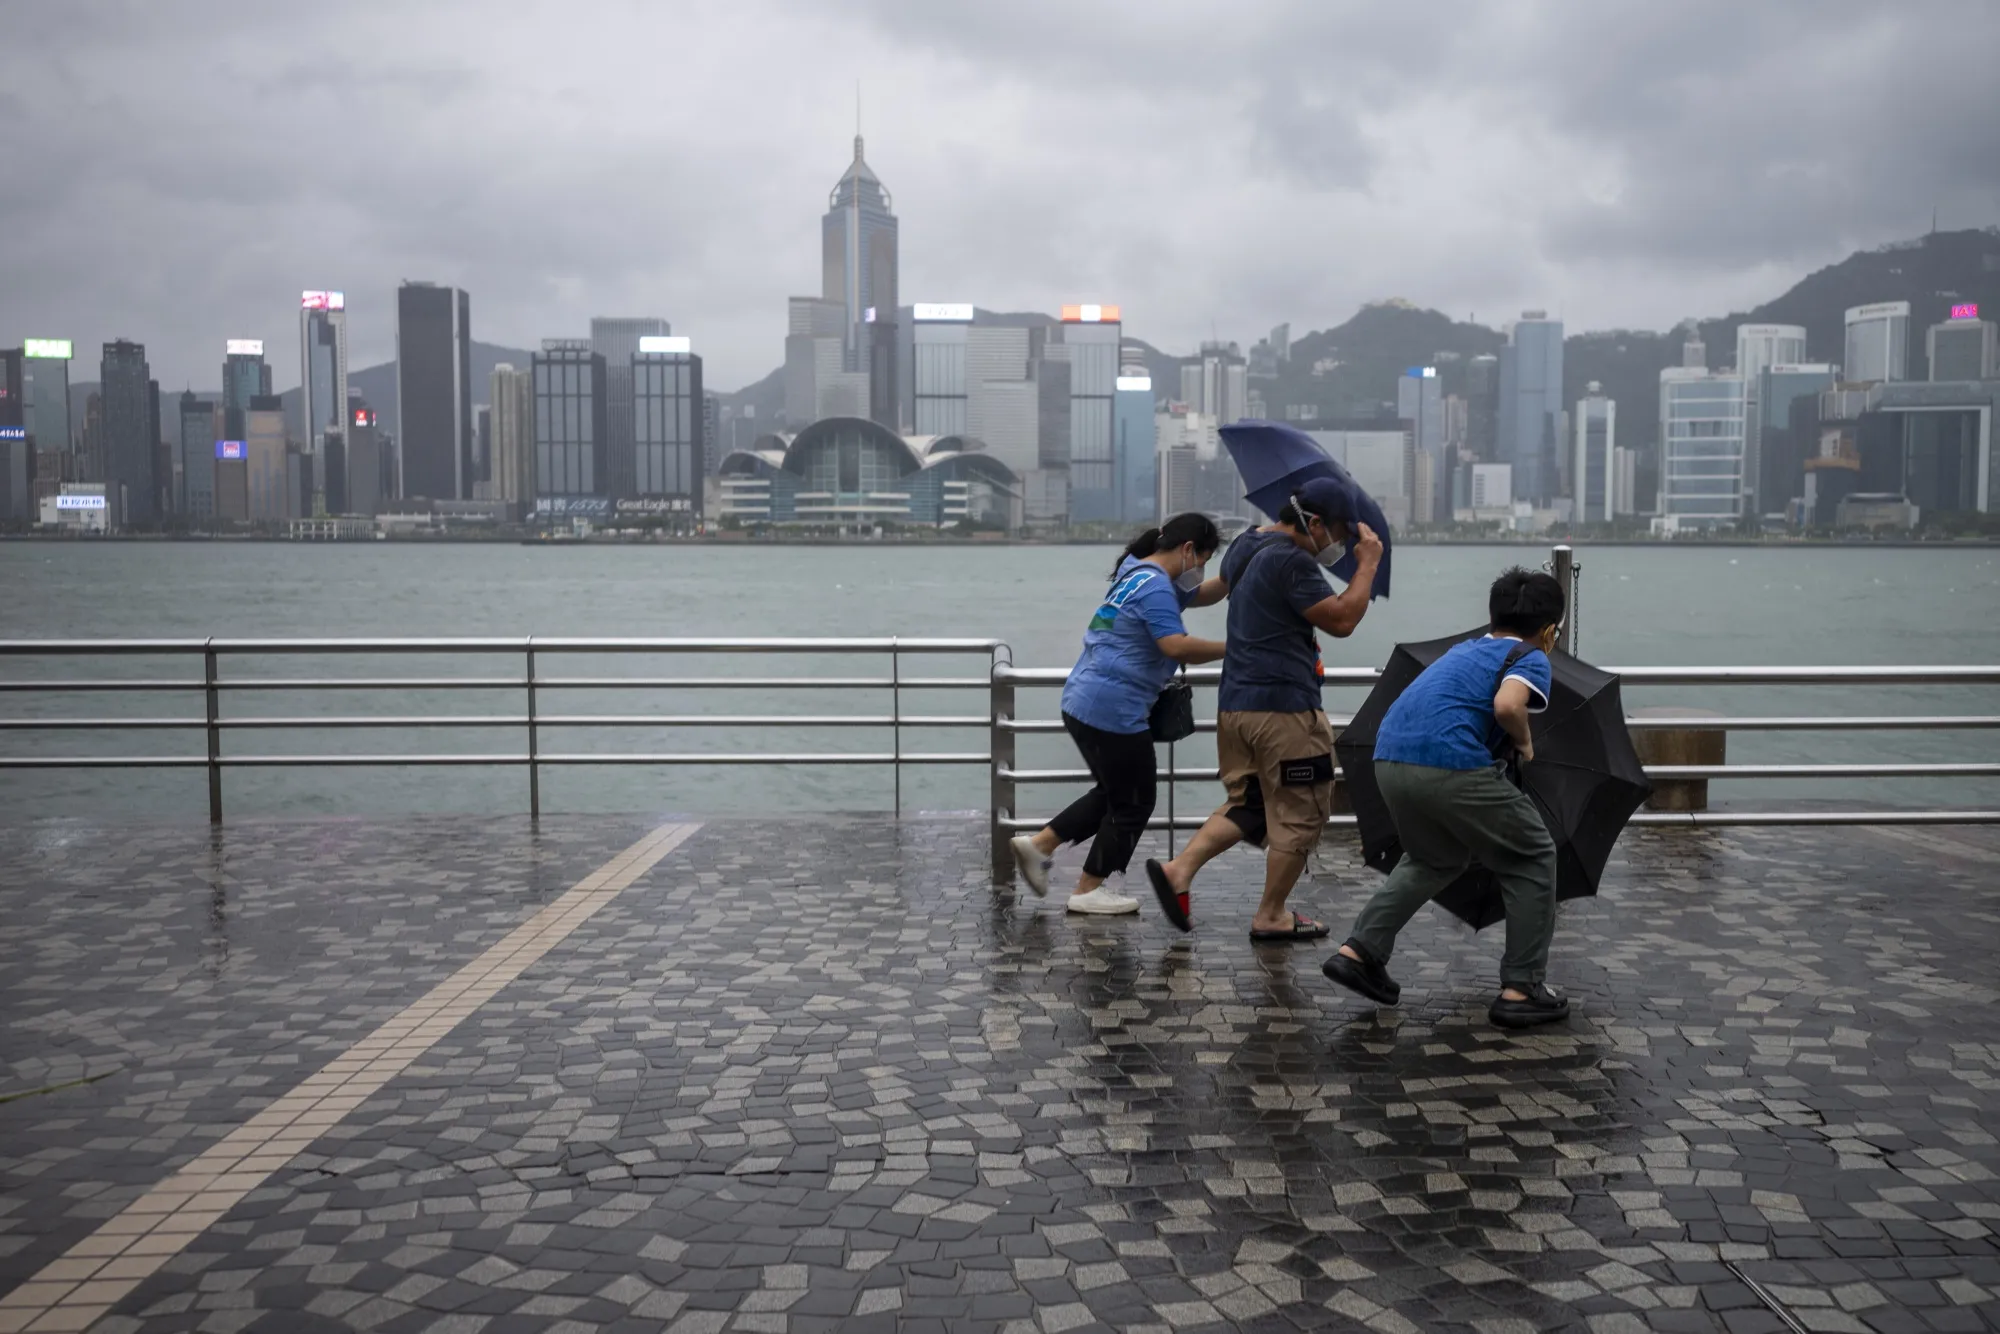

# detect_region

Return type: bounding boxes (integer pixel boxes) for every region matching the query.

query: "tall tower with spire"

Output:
[821,134,899,387]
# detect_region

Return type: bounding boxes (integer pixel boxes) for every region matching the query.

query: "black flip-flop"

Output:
[1143,858,1192,933]
[1249,913,1331,942]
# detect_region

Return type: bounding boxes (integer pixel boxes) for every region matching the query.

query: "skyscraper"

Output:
[1397,366,1444,522]
[1058,304,1121,521]
[822,136,899,388]
[1733,324,1807,513]
[910,304,973,435]
[1843,302,1910,383]
[21,340,74,490]
[1927,312,1997,382]
[590,316,669,498]
[300,291,349,513]
[178,392,218,520]
[1497,313,1563,504]
[1464,354,1499,460]
[0,348,29,524]
[631,335,703,514]
[531,340,607,503]
[1114,363,1156,524]
[221,341,271,441]
[1658,367,1746,527]
[99,340,156,527]
[397,282,472,501]
[1572,384,1616,525]
[489,363,533,514]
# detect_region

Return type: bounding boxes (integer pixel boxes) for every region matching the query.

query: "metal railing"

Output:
[0,637,1005,822]
[987,661,2000,877]
[2,639,1997,882]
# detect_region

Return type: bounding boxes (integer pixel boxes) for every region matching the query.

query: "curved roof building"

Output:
[716,417,1018,528]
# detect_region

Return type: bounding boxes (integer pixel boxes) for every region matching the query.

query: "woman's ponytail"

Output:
[1112,528,1163,580]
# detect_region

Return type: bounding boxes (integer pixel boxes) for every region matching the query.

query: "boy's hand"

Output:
[1516,739,1534,765]
[1352,523,1383,566]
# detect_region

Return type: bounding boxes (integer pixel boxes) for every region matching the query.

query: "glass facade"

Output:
[1113,380,1156,524]
[179,393,217,519]
[532,345,607,499]
[1660,371,1747,523]
[632,351,703,507]
[1498,316,1563,503]
[912,322,968,436]
[1574,396,1614,524]
[1061,322,1119,505]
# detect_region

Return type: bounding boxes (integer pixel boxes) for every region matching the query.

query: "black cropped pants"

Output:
[1046,712,1158,879]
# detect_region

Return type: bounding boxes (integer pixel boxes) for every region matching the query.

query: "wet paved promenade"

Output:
[2,815,1997,1333]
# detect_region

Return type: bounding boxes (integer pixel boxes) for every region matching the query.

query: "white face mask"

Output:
[1312,525,1346,569]
[1174,563,1206,592]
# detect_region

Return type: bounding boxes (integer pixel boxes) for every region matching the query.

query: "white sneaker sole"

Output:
[1065,897,1140,915]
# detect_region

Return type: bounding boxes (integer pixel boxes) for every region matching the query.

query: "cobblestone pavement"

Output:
[2,815,1997,1333]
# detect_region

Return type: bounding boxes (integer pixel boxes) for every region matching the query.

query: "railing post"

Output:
[203,639,222,824]
[990,652,1015,883]
[525,641,540,820]
[891,639,901,819]
[1551,544,1576,656]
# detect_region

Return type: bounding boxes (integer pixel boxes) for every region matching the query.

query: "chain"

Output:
[1571,559,1582,656]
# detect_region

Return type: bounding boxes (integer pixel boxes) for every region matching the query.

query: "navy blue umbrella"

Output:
[1219,419,1393,599]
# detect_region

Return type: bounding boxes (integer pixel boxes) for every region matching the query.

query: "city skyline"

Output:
[4,1,1997,393]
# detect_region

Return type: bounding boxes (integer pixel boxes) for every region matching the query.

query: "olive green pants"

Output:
[1347,761,1558,990]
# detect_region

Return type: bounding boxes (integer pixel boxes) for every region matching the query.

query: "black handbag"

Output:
[1149,667,1196,743]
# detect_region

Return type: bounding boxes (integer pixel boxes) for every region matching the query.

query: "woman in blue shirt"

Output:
[1011,513,1228,913]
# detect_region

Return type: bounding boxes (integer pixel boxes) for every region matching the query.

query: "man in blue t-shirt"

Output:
[1143,477,1382,942]
[1321,568,1571,1029]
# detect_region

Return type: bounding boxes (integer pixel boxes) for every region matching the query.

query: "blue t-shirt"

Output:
[1373,636,1553,771]
[1060,556,1192,735]
[1216,531,1333,715]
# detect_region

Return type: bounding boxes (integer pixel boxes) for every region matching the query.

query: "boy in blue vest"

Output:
[1321,568,1570,1028]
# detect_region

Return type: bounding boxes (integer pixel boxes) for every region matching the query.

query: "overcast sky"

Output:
[4,0,1996,393]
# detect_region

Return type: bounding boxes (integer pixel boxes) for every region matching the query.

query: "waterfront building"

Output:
[1864,379,1998,516]
[178,392,219,520]
[1398,366,1444,522]
[821,136,899,395]
[1844,302,1910,384]
[21,340,74,491]
[1465,353,1499,459]
[245,395,292,522]
[1752,363,1838,521]
[346,401,384,518]
[1928,311,1996,382]
[221,341,270,443]
[489,364,532,515]
[530,340,608,510]
[99,340,156,528]
[300,292,349,513]
[1659,367,1748,527]
[1572,384,1616,525]
[1057,304,1120,522]
[0,348,29,524]
[909,304,972,437]
[715,418,1016,528]
[1114,367,1156,524]
[397,281,472,501]
[590,316,669,498]
[1497,312,1563,502]
[631,335,704,519]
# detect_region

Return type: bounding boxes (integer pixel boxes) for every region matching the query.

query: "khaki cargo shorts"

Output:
[1213,709,1336,856]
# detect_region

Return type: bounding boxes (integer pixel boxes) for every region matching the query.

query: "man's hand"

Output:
[1352,522,1383,567]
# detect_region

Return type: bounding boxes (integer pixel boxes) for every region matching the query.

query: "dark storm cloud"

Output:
[1,0,1994,392]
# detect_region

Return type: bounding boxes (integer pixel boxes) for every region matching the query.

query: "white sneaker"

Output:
[1010,835,1052,897]
[1065,886,1140,915]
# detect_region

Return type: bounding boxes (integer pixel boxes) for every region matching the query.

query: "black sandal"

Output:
[1248,913,1331,942]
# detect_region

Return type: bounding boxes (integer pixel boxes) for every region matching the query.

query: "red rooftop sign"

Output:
[1950,303,1979,320]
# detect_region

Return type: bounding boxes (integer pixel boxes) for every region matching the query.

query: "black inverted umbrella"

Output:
[1335,628,1653,929]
